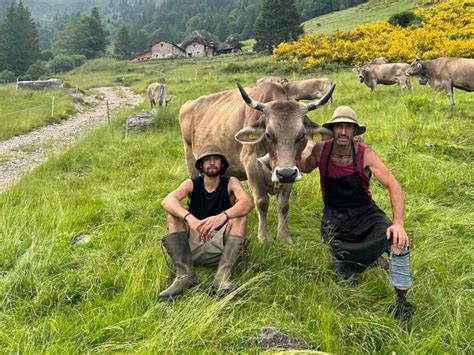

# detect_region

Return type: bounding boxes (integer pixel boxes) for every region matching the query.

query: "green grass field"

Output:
[0,55,472,353]
[0,85,76,141]
[304,0,422,34]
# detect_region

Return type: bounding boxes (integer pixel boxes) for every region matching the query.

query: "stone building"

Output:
[151,41,186,59]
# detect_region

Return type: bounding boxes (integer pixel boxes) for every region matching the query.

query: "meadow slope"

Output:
[0,55,472,353]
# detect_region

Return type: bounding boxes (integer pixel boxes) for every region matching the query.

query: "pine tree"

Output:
[53,8,109,59]
[0,2,40,75]
[114,26,132,59]
[253,0,303,53]
[86,7,109,55]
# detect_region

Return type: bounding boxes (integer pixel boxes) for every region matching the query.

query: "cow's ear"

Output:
[304,116,333,141]
[235,120,266,144]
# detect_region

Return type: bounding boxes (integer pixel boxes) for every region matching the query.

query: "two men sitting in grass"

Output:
[160,106,414,323]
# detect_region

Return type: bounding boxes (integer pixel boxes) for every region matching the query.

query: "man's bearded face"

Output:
[202,155,222,177]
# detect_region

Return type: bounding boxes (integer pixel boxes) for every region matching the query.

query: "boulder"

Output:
[125,113,155,131]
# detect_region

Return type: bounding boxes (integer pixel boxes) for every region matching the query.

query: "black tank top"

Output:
[188,176,232,220]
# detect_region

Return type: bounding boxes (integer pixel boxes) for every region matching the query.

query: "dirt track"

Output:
[0,87,142,193]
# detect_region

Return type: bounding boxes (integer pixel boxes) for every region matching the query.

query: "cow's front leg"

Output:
[277,184,293,244]
[444,83,454,108]
[254,191,273,242]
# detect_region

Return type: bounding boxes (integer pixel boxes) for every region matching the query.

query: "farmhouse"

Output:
[129,30,241,62]
[216,35,242,55]
[130,50,152,62]
[151,41,186,59]
[180,30,216,57]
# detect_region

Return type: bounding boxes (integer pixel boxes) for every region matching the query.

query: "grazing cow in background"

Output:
[285,78,334,100]
[147,82,170,109]
[179,82,335,244]
[405,57,474,108]
[256,76,334,100]
[367,57,388,65]
[355,62,412,92]
[256,76,288,86]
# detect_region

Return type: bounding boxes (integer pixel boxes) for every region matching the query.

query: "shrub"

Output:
[0,70,17,84]
[388,11,422,27]
[49,55,77,73]
[70,55,87,68]
[25,62,49,80]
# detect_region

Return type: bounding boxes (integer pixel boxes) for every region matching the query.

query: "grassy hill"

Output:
[304,0,422,34]
[0,54,472,352]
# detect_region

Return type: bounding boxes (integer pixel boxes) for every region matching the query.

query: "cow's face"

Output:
[234,83,335,183]
[235,104,325,183]
[355,66,369,83]
[406,59,423,76]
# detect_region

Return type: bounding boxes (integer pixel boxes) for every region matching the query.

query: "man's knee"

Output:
[226,215,248,236]
[166,212,186,233]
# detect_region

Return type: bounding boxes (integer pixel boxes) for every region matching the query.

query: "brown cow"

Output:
[355,63,412,91]
[256,76,288,86]
[147,82,170,109]
[285,78,334,100]
[405,57,474,107]
[179,82,335,244]
[257,76,333,100]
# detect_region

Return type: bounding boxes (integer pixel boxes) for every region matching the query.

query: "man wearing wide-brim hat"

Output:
[297,105,414,325]
[160,144,254,301]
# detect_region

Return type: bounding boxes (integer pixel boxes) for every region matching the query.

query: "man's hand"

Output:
[386,223,409,250]
[195,213,228,242]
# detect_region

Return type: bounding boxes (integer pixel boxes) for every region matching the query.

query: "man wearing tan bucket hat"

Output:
[160,145,253,301]
[298,105,414,324]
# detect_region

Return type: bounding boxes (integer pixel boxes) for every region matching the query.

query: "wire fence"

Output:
[0,93,70,120]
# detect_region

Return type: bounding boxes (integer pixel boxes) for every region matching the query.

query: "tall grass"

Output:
[0,55,472,353]
[0,85,76,140]
[304,0,422,34]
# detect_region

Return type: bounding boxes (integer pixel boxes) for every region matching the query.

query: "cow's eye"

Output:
[266,132,276,143]
[296,133,305,141]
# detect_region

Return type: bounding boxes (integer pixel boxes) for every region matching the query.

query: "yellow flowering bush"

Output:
[273,0,474,69]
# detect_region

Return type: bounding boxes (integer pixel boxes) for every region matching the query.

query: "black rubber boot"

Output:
[393,288,414,330]
[370,255,389,271]
[208,235,248,298]
[158,232,199,302]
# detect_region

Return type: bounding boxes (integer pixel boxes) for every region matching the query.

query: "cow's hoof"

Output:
[280,237,294,245]
[257,233,274,242]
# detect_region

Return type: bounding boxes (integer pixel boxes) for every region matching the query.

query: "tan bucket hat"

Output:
[195,145,230,172]
[322,105,366,135]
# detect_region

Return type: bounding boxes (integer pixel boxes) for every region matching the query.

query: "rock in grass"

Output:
[73,234,92,245]
[258,326,312,350]
[125,113,154,132]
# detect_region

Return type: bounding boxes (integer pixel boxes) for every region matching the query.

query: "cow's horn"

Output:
[236,82,266,111]
[306,83,336,111]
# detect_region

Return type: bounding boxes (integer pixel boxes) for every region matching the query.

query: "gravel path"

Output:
[0,87,143,193]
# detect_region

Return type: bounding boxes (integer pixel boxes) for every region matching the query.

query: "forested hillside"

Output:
[24,0,367,50]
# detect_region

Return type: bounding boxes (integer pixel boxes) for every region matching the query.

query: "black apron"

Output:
[321,142,391,274]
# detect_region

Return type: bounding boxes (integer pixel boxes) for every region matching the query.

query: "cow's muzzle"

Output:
[359,76,364,83]
[273,167,301,183]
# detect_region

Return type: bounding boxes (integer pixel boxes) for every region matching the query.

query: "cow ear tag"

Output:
[248,132,259,141]
[312,133,321,141]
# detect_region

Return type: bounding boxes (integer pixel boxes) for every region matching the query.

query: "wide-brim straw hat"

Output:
[195,145,230,172]
[322,105,366,135]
